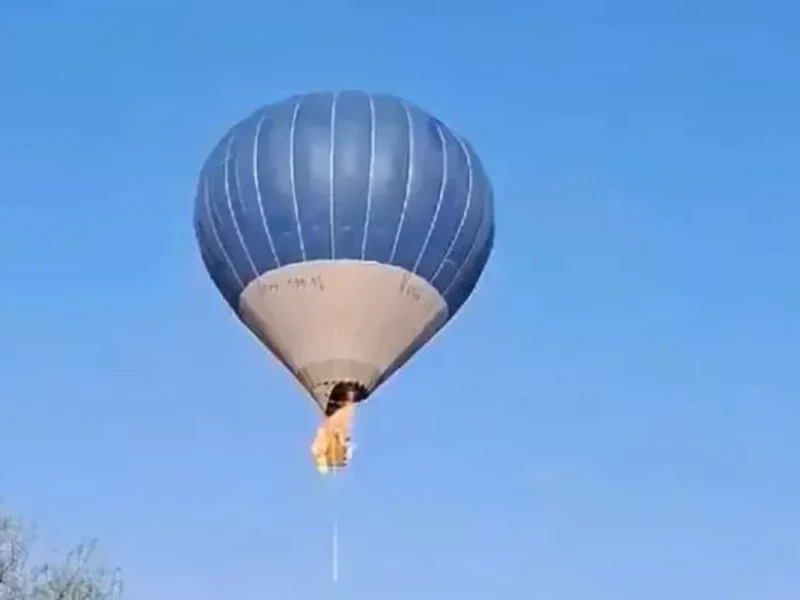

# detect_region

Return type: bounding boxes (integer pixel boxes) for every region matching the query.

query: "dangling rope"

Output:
[329,453,355,585]
[332,502,339,584]
[329,469,342,584]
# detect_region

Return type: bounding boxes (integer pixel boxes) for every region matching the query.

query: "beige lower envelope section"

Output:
[310,403,356,474]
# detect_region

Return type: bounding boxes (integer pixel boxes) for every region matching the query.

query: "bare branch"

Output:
[0,515,121,600]
[0,516,33,600]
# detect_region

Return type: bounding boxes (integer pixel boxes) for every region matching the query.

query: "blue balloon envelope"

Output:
[194,90,494,470]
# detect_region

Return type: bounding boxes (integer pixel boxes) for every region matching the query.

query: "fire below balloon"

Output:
[311,402,355,474]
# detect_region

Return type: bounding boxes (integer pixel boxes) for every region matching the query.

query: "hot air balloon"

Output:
[194,90,495,474]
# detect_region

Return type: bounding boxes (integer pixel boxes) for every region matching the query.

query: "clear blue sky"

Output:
[1,1,798,598]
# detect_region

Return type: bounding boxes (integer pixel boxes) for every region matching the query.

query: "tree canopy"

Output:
[0,514,121,600]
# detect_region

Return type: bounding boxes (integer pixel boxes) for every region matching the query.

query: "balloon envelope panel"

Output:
[194,90,494,320]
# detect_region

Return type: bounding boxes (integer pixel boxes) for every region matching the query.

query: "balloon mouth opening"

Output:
[325,381,368,416]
